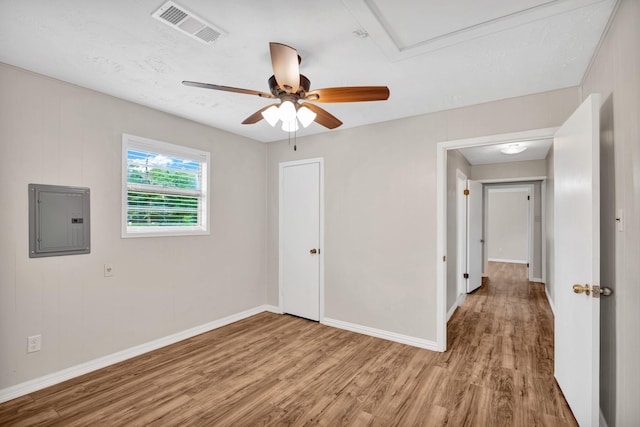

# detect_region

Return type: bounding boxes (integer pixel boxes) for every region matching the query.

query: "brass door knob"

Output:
[573,284,591,296]
[310,248,317,254]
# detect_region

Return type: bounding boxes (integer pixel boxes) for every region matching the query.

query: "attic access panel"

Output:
[29,184,90,258]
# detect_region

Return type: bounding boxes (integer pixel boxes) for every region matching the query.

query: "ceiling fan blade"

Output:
[242,103,279,124]
[302,103,343,129]
[182,81,275,98]
[305,86,390,103]
[269,42,300,94]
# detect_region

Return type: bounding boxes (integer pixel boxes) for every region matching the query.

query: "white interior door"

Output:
[467,180,483,293]
[554,94,600,426]
[280,159,322,321]
[456,171,468,297]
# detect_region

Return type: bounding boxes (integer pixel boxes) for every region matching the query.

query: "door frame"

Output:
[436,127,556,351]
[483,184,534,278]
[278,157,325,322]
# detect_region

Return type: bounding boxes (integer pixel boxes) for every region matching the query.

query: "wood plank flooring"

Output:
[0,262,577,426]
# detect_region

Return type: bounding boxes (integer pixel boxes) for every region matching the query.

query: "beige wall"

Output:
[266,87,579,343]
[0,64,267,390]
[471,159,547,181]
[581,0,640,424]
[486,189,529,263]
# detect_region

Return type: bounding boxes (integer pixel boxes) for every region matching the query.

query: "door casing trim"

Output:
[436,127,557,351]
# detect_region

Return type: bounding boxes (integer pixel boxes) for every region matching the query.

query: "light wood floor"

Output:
[0,262,576,426]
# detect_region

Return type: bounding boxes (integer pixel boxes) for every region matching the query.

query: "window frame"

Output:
[121,134,210,238]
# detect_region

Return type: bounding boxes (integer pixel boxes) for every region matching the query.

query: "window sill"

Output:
[121,226,209,238]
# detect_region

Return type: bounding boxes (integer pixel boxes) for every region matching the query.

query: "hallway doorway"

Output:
[436,127,555,350]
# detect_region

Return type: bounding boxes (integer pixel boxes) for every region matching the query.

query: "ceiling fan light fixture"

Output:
[297,106,316,128]
[261,105,280,126]
[281,119,299,133]
[278,100,297,123]
[501,143,527,154]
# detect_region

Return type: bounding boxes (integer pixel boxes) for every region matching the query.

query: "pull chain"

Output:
[286,126,298,151]
[288,128,297,151]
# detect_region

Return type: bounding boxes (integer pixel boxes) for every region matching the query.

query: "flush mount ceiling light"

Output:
[501,143,527,154]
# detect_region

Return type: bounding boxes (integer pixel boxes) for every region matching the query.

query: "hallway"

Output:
[445,261,577,425]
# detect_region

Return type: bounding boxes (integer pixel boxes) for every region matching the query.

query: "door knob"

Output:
[310,248,317,254]
[573,284,591,296]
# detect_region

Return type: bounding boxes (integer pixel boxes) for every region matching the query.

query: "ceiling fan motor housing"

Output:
[269,74,311,98]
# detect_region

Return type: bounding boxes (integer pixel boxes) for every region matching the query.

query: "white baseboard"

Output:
[544,285,555,317]
[322,317,439,351]
[531,277,544,283]
[488,258,528,264]
[447,293,466,321]
[0,304,272,404]
[263,305,282,314]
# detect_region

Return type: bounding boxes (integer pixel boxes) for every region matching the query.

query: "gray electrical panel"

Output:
[29,184,90,258]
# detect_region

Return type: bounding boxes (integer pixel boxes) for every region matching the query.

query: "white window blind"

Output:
[122,134,210,237]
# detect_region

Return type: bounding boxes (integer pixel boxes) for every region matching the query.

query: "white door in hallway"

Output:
[280,159,323,321]
[554,94,600,427]
[466,180,483,293]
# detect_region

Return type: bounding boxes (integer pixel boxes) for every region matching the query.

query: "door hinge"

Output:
[527,263,529,268]
[463,273,469,279]
[443,255,446,262]
[527,195,530,200]
[463,189,470,196]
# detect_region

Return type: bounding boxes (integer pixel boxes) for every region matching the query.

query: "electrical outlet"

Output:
[27,335,41,353]
[104,263,114,277]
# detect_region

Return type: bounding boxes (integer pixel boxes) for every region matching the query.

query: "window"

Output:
[122,134,210,237]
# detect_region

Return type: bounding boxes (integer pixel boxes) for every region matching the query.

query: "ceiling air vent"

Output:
[152,1,226,45]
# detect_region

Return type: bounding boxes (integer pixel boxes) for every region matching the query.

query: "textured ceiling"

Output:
[0,0,616,143]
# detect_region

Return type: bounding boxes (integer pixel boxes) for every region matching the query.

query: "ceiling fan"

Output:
[183,42,390,132]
